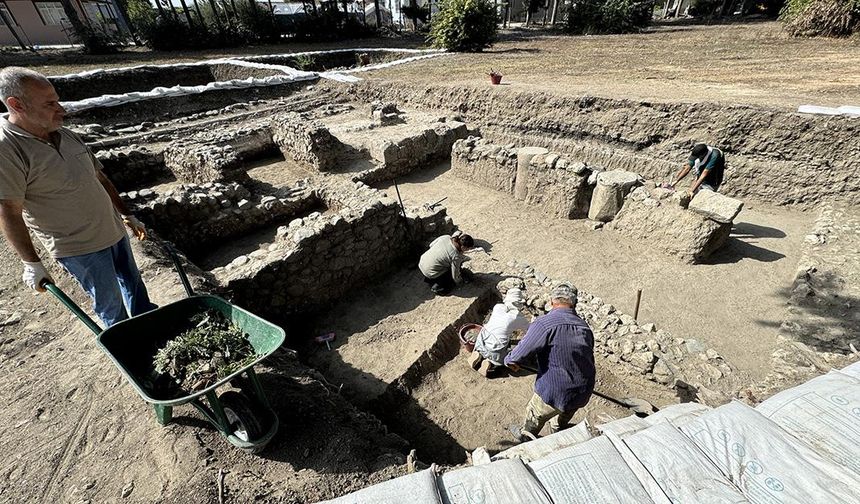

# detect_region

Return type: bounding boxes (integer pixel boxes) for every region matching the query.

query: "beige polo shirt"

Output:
[0,118,124,259]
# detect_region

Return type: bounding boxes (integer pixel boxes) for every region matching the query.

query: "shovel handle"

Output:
[43,281,103,335]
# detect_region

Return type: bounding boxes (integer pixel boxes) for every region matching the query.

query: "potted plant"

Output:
[488,68,502,85]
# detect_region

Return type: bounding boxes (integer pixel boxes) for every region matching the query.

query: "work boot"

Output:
[508,424,537,444]
[478,359,494,377]
[468,350,484,370]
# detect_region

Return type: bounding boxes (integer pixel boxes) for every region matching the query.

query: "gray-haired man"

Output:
[505,283,595,440]
[0,67,155,328]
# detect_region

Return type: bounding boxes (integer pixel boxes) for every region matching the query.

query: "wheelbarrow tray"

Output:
[97,294,285,407]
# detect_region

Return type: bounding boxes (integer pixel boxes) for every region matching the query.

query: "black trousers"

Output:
[423,269,455,293]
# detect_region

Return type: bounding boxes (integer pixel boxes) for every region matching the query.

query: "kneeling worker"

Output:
[469,288,530,377]
[418,232,474,295]
[505,283,595,440]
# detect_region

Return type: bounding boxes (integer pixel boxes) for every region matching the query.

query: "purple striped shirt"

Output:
[505,307,596,411]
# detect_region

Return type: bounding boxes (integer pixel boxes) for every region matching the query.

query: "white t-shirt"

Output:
[475,303,530,365]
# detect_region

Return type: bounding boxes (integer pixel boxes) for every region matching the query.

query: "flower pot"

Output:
[489,74,502,85]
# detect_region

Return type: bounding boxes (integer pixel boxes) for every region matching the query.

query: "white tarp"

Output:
[755,370,860,475]
[440,459,552,504]
[491,420,592,462]
[623,422,750,503]
[680,401,859,503]
[840,359,860,379]
[317,469,441,504]
[597,402,712,438]
[529,435,657,503]
[798,105,860,117]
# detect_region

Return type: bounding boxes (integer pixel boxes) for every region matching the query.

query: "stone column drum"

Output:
[514,147,549,201]
[588,170,642,222]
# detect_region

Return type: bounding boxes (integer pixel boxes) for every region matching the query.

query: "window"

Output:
[36,2,69,26]
[83,1,118,30]
[0,3,19,26]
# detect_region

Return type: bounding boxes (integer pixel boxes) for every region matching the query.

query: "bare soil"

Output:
[371,21,860,110]
[377,161,813,384]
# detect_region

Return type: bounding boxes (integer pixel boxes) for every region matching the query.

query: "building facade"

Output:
[0,0,129,47]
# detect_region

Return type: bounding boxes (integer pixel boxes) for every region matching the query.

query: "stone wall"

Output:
[128,181,321,257]
[271,112,347,172]
[213,181,455,318]
[451,137,592,219]
[356,120,470,184]
[333,82,860,208]
[163,126,276,183]
[609,187,734,263]
[96,146,168,192]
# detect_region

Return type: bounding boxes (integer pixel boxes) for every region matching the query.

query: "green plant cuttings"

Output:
[430,0,500,52]
[780,0,860,38]
[154,310,259,392]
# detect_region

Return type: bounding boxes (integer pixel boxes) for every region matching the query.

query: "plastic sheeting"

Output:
[755,370,860,475]
[439,459,553,504]
[840,359,860,379]
[529,435,657,503]
[680,401,859,503]
[318,469,442,504]
[597,402,712,438]
[623,422,750,503]
[797,105,860,117]
[491,420,592,462]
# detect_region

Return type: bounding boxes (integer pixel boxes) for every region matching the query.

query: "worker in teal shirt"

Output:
[668,143,726,197]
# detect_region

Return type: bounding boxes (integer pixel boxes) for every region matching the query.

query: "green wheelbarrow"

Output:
[44,244,285,454]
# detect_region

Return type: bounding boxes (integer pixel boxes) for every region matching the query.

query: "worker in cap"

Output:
[666,142,726,197]
[469,288,531,377]
[506,282,595,441]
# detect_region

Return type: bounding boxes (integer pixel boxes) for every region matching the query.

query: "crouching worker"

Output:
[418,232,474,295]
[469,288,530,377]
[505,283,595,441]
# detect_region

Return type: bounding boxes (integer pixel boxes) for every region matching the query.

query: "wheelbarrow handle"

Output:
[158,241,195,298]
[42,281,103,336]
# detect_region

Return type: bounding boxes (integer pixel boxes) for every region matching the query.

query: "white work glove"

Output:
[22,261,52,292]
[122,214,147,241]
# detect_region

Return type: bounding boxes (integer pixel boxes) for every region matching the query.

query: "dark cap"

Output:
[689,143,709,162]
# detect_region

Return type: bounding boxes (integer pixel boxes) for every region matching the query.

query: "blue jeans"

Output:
[57,236,157,328]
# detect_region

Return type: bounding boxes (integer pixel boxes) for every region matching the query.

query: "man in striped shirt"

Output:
[505,282,595,440]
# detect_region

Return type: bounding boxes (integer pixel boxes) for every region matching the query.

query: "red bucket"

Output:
[458,323,483,353]
[489,74,502,85]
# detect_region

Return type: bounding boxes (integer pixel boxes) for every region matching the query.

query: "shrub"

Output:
[566,0,654,35]
[430,0,499,52]
[687,0,723,16]
[780,0,860,37]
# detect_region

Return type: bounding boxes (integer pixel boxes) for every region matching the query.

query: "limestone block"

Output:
[689,190,744,224]
[588,170,642,222]
[610,196,731,263]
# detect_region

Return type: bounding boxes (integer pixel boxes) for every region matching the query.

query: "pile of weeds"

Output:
[154,310,259,392]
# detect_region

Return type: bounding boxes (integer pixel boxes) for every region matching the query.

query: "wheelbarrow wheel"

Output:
[219,390,267,453]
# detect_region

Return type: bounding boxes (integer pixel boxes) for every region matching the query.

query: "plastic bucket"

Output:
[458,323,483,353]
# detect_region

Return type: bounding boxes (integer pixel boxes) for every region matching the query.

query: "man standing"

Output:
[505,283,595,440]
[668,143,726,196]
[0,67,155,328]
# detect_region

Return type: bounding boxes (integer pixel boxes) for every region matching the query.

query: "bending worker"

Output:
[505,283,595,441]
[0,67,156,328]
[469,288,530,377]
[418,231,474,295]
[668,142,726,196]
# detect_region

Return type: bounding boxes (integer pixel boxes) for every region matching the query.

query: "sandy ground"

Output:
[378,161,813,384]
[370,21,860,110]
[6,22,859,110]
